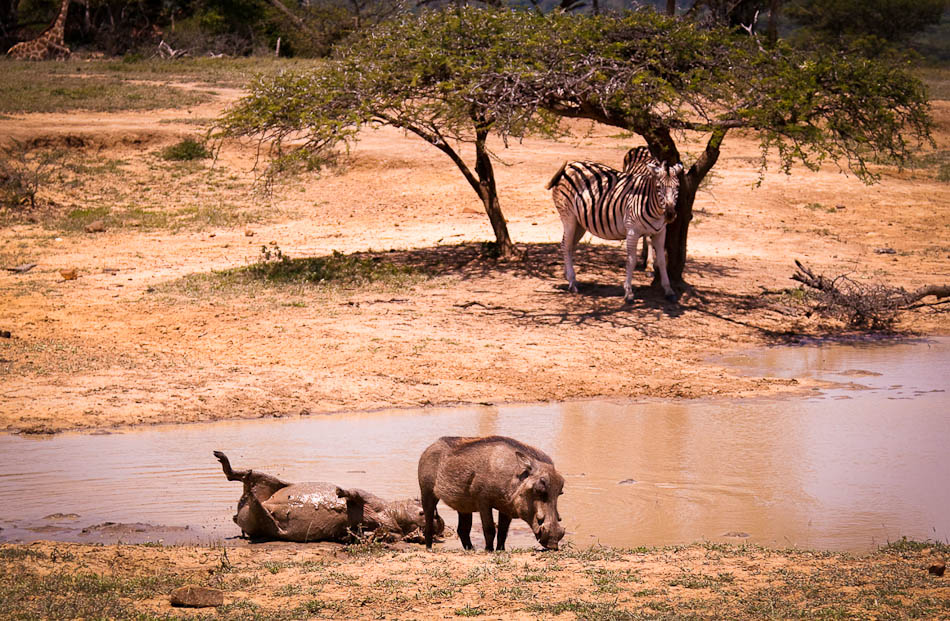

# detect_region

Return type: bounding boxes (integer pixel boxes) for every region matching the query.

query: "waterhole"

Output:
[1,338,947,551]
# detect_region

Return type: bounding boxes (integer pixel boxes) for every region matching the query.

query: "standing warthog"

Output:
[418,436,566,551]
[214,451,443,543]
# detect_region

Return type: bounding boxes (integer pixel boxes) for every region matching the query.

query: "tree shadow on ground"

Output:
[351,242,791,336]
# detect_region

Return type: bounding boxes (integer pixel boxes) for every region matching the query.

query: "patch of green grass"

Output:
[166,249,428,301]
[0,547,46,561]
[344,540,388,558]
[526,599,636,619]
[553,545,623,562]
[161,138,211,161]
[455,605,484,616]
[0,568,185,619]
[97,56,323,86]
[803,202,837,213]
[669,570,736,590]
[294,598,344,616]
[0,62,209,114]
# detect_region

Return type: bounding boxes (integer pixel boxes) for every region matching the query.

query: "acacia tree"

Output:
[219,9,559,256]
[503,10,933,284]
[221,7,931,284]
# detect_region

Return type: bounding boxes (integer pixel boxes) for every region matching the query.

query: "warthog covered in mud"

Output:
[214,451,443,543]
[418,436,566,551]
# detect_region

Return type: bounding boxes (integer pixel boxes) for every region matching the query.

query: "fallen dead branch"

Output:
[791,260,949,329]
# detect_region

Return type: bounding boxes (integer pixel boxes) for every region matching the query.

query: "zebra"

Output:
[546,155,684,303]
[622,146,658,271]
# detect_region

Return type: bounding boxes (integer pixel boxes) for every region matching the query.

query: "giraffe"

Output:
[6,0,73,60]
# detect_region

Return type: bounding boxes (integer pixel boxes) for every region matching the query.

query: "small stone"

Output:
[6,263,37,274]
[874,247,896,255]
[0,330,10,338]
[59,268,78,281]
[169,585,224,608]
[618,479,637,485]
[245,229,255,237]
[929,562,946,577]
[84,220,106,233]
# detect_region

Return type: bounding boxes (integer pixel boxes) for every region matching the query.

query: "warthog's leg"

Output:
[478,503,496,552]
[457,512,474,550]
[496,512,512,551]
[214,450,249,481]
[421,489,439,550]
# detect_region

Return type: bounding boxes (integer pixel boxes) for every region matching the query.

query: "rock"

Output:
[0,330,10,338]
[874,247,896,255]
[59,268,78,281]
[618,479,637,485]
[169,585,224,608]
[722,531,751,538]
[43,513,80,520]
[5,263,37,274]
[929,562,946,577]
[84,220,106,233]
[245,229,254,237]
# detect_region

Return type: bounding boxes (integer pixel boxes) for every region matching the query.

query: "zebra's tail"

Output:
[546,162,568,190]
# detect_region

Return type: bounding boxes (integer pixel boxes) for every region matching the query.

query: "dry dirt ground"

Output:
[1,70,949,619]
[1,85,947,435]
[3,539,949,619]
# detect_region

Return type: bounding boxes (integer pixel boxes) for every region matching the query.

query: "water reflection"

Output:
[0,338,947,551]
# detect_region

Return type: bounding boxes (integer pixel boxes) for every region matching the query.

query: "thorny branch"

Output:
[791,260,949,329]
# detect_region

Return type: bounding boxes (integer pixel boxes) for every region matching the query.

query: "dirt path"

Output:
[0,86,948,434]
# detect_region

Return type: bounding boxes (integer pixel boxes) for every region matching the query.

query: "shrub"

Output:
[161,138,211,161]
[0,139,61,210]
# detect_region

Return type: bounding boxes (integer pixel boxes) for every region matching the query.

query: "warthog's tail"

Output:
[546,162,568,190]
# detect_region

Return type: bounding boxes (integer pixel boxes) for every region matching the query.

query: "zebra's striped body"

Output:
[547,155,683,302]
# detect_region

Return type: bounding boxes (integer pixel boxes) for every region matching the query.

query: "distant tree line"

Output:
[2,0,946,58]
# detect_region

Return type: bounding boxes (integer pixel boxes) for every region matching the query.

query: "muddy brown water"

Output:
[1,338,947,551]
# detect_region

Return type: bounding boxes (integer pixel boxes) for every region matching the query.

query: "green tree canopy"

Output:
[221,8,563,256]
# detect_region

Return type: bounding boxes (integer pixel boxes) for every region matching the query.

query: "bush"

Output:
[0,139,61,210]
[160,138,211,161]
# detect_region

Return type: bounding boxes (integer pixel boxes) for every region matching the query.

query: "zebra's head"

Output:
[647,161,684,224]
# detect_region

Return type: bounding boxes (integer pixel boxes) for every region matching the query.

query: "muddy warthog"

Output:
[418,436,565,551]
[214,451,443,543]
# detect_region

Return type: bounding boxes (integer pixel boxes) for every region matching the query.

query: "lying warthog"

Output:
[214,451,443,543]
[418,436,566,551]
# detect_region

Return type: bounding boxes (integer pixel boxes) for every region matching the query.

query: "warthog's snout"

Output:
[533,512,565,550]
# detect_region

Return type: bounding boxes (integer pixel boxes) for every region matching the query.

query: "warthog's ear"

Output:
[515,451,534,479]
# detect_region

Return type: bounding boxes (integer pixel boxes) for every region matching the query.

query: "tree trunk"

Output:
[666,0,676,16]
[474,126,515,257]
[650,128,725,286]
[767,0,779,45]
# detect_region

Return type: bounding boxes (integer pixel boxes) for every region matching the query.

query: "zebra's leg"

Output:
[651,229,677,302]
[624,232,640,303]
[561,219,585,293]
[635,235,649,271]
